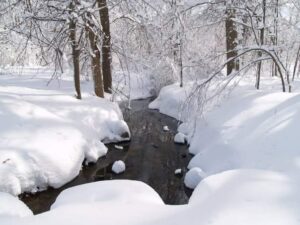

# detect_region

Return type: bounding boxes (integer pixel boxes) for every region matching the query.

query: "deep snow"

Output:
[0,74,130,195]
[2,74,300,225]
[2,173,300,225]
[150,76,300,183]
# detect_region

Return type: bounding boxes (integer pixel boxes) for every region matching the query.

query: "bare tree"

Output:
[98,0,112,93]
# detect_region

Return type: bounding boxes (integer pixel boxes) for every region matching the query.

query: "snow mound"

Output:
[174,132,186,144]
[184,167,206,189]
[0,75,130,195]
[52,180,164,209]
[112,160,126,174]
[149,83,191,121]
[187,169,300,225]
[0,192,32,218]
[2,171,300,225]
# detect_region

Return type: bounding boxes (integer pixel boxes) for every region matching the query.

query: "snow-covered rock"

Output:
[184,167,206,189]
[174,132,186,144]
[112,160,126,174]
[51,180,164,209]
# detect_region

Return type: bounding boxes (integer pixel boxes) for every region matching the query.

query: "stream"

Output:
[21,98,192,214]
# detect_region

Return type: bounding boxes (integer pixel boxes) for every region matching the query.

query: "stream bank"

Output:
[21,98,191,214]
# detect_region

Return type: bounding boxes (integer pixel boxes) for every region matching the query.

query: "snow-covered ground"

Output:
[2,74,300,224]
[2,172,300,225]
[148,75,300,223]
[0,73,130,195]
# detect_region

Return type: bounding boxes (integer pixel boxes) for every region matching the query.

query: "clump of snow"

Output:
[114,145,124,150]
[163,125,169,131]
[85,140,108,164]
[184,167,206,189]
[174,169,182,175]
[174,132,186,144]
[0,74,130,195]
[0,192,32,218]
[112,160,126,174]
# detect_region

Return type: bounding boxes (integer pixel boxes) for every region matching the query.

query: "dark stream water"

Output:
[20,98,192,214]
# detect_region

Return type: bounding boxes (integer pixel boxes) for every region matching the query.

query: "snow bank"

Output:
[188,78,300,176]
[0,192,32,219]
[187,169,300,225]
[0,74,130,195]
[149,83,191,121]
[3,173,300,225]
[2,76,300,225]
[151,77,300,178]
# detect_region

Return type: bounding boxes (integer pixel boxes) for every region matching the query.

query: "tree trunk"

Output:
[225,6,239,76]
[256,0,266,89]
[69,19,81,99]
[292,45,300,81]
[87,19,104,98]
[97,0,112,93]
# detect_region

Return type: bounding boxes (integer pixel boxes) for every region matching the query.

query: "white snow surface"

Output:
[174,168,182,175]
[112,160,126,174]
[184,167,206,189]
[150,77,300,176]
[114,145,124,150]
[51,180,164,209]
[0,74,130,195]
[3,76,300,224]
[3,173,300,225]
[163,125,169,131]
[0,192,32,219]
[174,132,186,144]
[149,83,191,121]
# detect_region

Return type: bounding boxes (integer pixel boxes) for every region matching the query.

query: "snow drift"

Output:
[0,74,130,195]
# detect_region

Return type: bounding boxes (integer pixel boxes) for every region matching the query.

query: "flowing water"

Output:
[21,98,192,214]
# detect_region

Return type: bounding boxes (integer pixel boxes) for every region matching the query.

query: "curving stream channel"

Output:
[20,98,192,214]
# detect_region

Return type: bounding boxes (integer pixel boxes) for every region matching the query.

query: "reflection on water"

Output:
[20,98,192,214]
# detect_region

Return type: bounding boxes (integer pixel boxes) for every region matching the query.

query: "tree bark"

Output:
[87,20,104,98]
[225,6,239,76]
[69,19,82,99]
[256,0,266,89]
[97,0,112,93]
